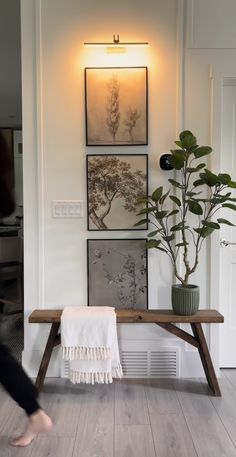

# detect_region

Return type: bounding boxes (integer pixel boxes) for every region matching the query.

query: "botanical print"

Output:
[87,154,148,230]
[87,239,148,309]
[85,67,147,145]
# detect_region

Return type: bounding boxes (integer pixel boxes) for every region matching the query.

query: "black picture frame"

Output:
[87,238,148,309]
[85,66,148,146]
[87,154,148,231]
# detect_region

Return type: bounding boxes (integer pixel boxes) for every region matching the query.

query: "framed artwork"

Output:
[87,154,148,230]
[85,66,148,146]
[87,239,148,309]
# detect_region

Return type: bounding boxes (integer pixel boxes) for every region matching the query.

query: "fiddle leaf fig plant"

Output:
[135,130,236,287]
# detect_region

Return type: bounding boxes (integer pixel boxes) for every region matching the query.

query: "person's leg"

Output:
[0,343,52,446]
[0,342,40,414]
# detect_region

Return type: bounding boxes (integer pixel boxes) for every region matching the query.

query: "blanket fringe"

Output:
[62,346,111,361]
[112,363,123,379]
[70,363,123,385]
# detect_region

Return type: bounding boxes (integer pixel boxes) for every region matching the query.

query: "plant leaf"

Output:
[163,234,175,242]
[137,206,158,215]
[213,192,231,198]
[186,163,206,173]
[147,229,162,237]
[152,186,163,202]
[193,179,205,187]
[156,247,168,253]
[217,218,235,226]
[222,203,236,211]
[168,178,183,188]
[134,218,149,227]
[209,195,230,204]
[179,130,197,149]
[159,190,170,204]
[194,226,215,238]
[175,242,188,247]
[218,173,231,185]
[188,200,203,215]
[169,195,181,206]
[200,169,221,187]
[186,191,202,197]
[146,239,161,249]
[170,222,186,232]
[193,146,212,159]
[168,209,179,217]
[203,221,220,229]
[174,140,182,147]
[169,151,186,170]
[228,180,236,188]
[155,210,169,219]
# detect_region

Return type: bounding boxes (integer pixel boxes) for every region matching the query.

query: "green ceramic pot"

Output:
[171,284,199,315]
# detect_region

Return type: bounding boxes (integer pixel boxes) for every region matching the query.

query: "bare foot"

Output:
[11,409,52,447]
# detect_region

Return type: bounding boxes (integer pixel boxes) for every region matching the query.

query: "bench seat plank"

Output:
[29,309,224,324]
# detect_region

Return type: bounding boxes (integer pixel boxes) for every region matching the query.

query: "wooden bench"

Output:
[29,308,224,396]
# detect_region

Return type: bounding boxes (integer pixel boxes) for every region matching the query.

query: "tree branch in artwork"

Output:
[124,107,141,144]
[88,156,146,229]
[106,75,120,143]
[92,247,147,308]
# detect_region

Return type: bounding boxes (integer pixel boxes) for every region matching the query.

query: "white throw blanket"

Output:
[61,306,123,384]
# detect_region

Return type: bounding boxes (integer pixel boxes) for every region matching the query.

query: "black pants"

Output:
[0,343,40,416]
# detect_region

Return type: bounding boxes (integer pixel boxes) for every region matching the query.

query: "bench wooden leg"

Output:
[191,323,221,397]
[35,322,60,391]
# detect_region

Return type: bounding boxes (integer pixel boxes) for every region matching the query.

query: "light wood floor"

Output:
[1,370,236,456]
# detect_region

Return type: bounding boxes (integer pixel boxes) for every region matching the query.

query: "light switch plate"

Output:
[52,200,84,218]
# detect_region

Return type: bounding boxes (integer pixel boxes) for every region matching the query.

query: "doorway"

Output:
[0,1,23,363]
[219,78,236,367]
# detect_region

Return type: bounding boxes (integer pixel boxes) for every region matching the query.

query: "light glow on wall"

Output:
[78,46,151,69]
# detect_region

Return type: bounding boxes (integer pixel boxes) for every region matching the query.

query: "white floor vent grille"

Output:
[121,351,148,378]
[61,347,179,379]
[122,348,179,378]
[61,360,70,378]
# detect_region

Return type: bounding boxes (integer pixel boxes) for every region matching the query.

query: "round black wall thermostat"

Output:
[159,154,173,171]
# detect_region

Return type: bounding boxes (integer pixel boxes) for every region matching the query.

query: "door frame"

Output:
[210,68,236,369]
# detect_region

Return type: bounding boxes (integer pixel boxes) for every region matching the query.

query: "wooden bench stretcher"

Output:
[28,308,224,396]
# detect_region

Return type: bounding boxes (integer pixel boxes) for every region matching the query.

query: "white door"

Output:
[219,79,236,367]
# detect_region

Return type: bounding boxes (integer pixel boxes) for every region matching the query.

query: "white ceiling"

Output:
[0,0,22,127]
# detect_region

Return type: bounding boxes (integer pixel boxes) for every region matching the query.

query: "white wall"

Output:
[21,0,236,377]
[21,0,184,376]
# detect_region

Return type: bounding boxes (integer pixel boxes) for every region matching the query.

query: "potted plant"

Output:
[135,130,236,315]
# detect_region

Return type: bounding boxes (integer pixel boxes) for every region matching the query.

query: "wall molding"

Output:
[35,0,45,307]
[186,0,236,50]
[176,0,184,134]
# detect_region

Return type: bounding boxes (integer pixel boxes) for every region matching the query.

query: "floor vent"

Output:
[150,351,178,377]
[61,347,179,379]
[122,348,179,378]
[61,360,70,378]
[121,351,148,377]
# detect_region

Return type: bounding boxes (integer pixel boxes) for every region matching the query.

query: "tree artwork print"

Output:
[85,67,148,146]
[106,75,120,143]
[87,155,148,230]
[87,239,148,309]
